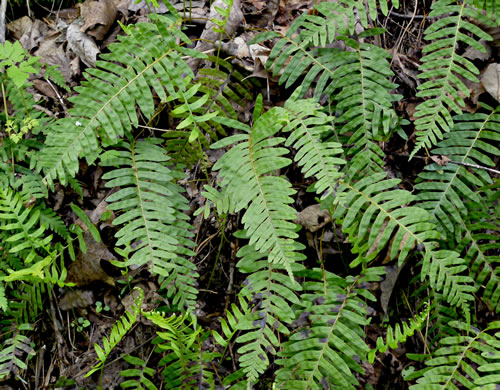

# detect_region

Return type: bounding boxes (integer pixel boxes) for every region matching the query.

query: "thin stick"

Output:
[448,160,500,176]
[0,0,7,44]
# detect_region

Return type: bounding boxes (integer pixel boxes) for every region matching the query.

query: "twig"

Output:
[389,10,426,20]
[46,78,69,115]
[0,0,7,44]
[448,160,500,176]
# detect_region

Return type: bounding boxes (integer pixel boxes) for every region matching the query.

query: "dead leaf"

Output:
[481,63,500,102]
[32,79,58,100]
[7,16,33,40]
[463,39,491,61]
[79,0,117,41]
[59,289,95,310]
[67,20,100,67]
[35,34,73,83]
[8,18,49,51]
[294,204,331,232]
[65,231,116,287]
[380,264,403,315]
[430,155,450,166]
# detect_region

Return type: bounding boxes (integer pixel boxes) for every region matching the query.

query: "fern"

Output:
[256,27,400,177]
[415,107,500,312]
[87,287,144,377]
[415,106,500,241]
[282,90,345,200]
[0,323,35,380]
[407,320,500,389]
[274,267,384,389]
[101,139,198,311]
[457,203,500,313]
[120,354,157,390]
[210,102,305,277]
[144,311,216,389]
[40,9,212,186]
[232,244,303,383]
[411,0,494,156]
[368,303,431,363]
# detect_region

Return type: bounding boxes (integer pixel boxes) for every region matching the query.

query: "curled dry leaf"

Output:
[67,20,100,67]
[35,34,73,83]
[8,17,49,51]
[481,63,500,102]
[294,204,331,232]
[79,0,117,41]
[430,155,450,166]
[65,231,116,287]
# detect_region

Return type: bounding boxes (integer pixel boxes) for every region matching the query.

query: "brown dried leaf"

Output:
[65,231,116,287]
[430,155,450,166]
[79,0,117,41]
[294,204,331,232]
[67,20,100,67]
[59,289,95,310]
[35,34,73,83]
[481,63,500,102]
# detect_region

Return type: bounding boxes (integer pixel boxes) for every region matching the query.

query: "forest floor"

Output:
[1,0,499,388]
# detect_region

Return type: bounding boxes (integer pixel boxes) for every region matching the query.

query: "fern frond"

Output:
[474,0,500,23]
[211,107,305,277]
[282,90,345,199]
[274,267,384,390]
[407,320,500,389]
[232,244,303,383]
[262,29,399,178]
[411,0,493,156]
[368,303,431,363]
[40,11,211,186]
[333,173,440,266]
[0,186,52,262]
[458,204,500,313]
[0,323,35,380]
[101,139,198,311]
[87,287,144,377]
[415,107,500,241]
[332,174,476,315]
[144,311,216,389]
[120,354,157,390]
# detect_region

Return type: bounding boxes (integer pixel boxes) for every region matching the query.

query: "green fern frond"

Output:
[260,28,399,177]
[120,355,157,390]
[368,303,431,363]
[474,0,500,23]
[197,56,254,121]
[0,323,35,380]
[87,287,144,377]
[411,0,493,156]
[40,11,211,186]
[332,174,476,315]
[101,139,198,311]
[415,107,500,241]
[210,106,305,277]
[333,173,440,266]
[282,90,345,199]
[144,311,216,389]
[0,186,52,262]
[274,267,384,390]
[231,244,303,383]
[457,204,500,313]
[407,320,500,389]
